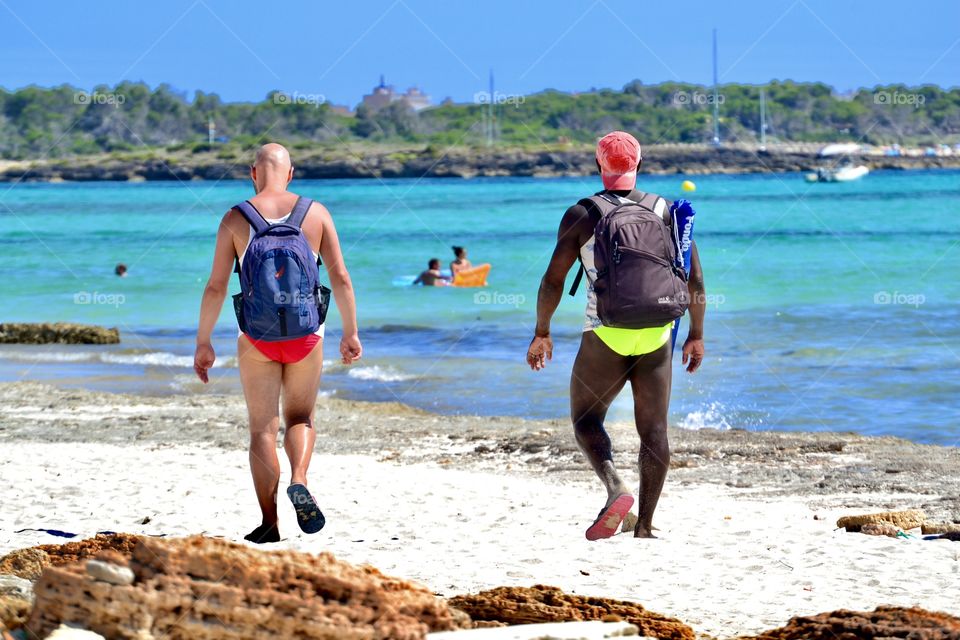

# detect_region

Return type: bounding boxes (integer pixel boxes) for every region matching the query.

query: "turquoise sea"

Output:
[0,171,957,444]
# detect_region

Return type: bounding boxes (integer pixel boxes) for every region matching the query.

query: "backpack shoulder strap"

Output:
[631,190,670,225]
[287,196,322,267]
[234,201,269,234]
[287,196,313,229]
[567,195,611,297]
[568,263,584,297]
[576,196,603,219]
[233,201,267,275]
[593,191,623,209]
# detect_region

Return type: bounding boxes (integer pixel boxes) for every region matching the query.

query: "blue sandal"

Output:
[286,484,325,534]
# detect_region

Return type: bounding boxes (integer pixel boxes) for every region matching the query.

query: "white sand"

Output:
[2,441,958,638]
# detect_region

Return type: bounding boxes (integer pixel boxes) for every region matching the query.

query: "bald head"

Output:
[254,143,291,171]
[250,143,293,192]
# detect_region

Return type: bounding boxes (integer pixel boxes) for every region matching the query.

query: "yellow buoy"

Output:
[681,180,696,192]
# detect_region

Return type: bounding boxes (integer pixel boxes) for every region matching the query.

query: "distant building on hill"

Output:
[360,75,432,112]
[328,104,354,116]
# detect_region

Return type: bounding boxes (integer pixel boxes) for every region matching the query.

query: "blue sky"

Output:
[1,0,957,106]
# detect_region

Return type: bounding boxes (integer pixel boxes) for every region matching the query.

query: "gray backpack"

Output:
[569,191,689,329]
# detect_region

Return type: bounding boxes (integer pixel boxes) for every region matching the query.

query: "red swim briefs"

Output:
[245,333,321,364]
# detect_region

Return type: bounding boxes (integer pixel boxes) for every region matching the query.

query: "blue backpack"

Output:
[231,196,330,341]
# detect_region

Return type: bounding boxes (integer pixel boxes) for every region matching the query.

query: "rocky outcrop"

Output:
[0,534,140,632]
[744,606,960,639]
[0,574,33,632]
[837,509,925,532]
[32,533,141,567]
[28,535,461,640]
[0,322,119,345]
[922,523,960,535]
[448,585,695,640]
[4,145,960,183]
[0,548,49,580]
[859,523,902,538]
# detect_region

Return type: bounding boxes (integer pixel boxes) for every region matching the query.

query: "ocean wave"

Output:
[100,352,196,367]
[0,350,235,369]
[345,365,415,382]
[0,352,93,363]
[676,402,734,431]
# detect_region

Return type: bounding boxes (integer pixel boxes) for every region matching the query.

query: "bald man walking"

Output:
[194,143,362,543]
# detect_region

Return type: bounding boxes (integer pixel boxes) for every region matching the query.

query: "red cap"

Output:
[596,131,642,190]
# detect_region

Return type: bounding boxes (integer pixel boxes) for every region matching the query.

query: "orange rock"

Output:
[744,605,960,639]
[0,534,140,583]
[0,547,49,580]
[448,585,695,640]
[28,535,461,640]
[0,595,31,633]
[859,523,901,538]
[33,533,141,566]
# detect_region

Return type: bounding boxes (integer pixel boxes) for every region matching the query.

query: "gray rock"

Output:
[85,560,134,586]
[0,574,33,600]
[621,512,639,534]
[44,624,107,639]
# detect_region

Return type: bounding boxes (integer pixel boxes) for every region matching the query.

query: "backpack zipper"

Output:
[614,244,672,267]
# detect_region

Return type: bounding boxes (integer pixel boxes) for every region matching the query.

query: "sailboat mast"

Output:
[759,87,767,150]
[712,28,720,146]
[487,69,495,146]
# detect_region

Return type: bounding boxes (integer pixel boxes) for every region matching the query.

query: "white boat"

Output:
[804,164,870,183]
[818,142,862,157]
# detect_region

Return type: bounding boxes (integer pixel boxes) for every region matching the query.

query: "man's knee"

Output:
[283,409,314,429]
[639,429,670,466]
[572,408,603,431]
[249,416,280,439]
[573,411,610,448]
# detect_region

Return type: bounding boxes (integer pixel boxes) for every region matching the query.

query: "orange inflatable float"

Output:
[451,263,491,287]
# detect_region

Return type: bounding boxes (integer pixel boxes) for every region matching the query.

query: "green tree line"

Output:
[0,80,957,159]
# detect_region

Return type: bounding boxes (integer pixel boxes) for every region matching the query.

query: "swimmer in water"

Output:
[450,246,472,278]
[413,258,451,286]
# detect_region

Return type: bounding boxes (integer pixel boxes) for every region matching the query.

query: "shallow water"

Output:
[0,171,957,444]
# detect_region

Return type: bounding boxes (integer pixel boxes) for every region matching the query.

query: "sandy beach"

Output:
[1,381,959,638]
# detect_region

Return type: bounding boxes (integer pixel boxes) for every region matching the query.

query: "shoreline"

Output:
[2,381,958,518]
[2,144,960,182]
[2,380,959,638]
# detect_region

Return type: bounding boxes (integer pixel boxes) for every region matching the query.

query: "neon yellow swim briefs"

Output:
[592,322,673,356]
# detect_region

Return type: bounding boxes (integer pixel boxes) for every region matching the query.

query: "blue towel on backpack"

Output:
[670,199,696,351]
